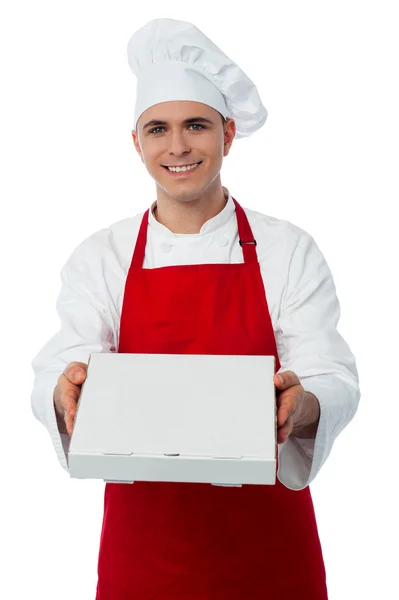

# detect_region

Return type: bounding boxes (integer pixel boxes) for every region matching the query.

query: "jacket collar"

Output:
[148,186,235,238]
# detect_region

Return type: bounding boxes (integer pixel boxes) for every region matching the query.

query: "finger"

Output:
[65,411,75,437]
[60,385,80,409]
[64,396,78,415]
[276,395,296,428]
[277,415,294,444]
[273,370,300,390]
[64,397,79,435]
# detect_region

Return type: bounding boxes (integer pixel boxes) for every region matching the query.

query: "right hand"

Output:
[53,361,88,436]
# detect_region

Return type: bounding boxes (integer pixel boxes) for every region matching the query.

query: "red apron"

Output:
[96,198,328,599]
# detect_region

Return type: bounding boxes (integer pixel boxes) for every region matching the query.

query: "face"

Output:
[131,101,236,204]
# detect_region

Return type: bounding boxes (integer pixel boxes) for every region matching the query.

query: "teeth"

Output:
[168,163,199,172]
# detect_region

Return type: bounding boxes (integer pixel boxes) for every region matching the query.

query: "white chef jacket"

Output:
[30,186,360,491]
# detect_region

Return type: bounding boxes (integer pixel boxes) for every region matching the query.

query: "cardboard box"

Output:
[68,353,277,486]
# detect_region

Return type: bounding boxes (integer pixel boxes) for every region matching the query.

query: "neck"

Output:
[153,180,227,234]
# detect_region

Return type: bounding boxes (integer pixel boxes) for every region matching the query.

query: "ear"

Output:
[223,119,236,157]
[131,130,144,162]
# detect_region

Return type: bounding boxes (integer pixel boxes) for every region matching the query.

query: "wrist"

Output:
[292,391,320,439]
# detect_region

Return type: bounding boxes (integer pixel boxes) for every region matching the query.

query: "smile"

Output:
[163,162,202,174]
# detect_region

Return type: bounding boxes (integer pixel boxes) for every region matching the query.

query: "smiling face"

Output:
[131,101,236,205]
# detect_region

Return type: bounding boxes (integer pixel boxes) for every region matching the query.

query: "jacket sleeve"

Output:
[275,233,360,490]
[30,239,115,473]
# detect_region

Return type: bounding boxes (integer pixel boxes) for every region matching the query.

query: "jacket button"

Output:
[160,242,172,253]
[217,235,228,247]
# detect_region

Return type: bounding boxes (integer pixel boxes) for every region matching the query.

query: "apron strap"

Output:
[131,209,150,270]
[232,198,258,264]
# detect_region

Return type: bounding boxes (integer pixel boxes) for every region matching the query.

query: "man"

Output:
[31,18,360,599]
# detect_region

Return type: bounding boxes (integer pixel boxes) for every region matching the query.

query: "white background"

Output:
[1,1,398,598]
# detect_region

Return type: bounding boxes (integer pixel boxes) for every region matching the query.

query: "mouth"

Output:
[162,161,202,176]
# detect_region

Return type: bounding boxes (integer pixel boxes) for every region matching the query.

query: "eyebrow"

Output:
[142,116,214,131]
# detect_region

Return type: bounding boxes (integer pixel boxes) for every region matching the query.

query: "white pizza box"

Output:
[68,353,277,486]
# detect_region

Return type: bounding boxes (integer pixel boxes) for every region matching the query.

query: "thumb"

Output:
[273,370,299,390]
[71,368,87,385]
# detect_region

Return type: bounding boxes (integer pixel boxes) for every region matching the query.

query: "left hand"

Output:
[273,370,320,444]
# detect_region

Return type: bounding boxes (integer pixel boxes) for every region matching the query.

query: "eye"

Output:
[189,124,205,131]
[148,126,165,134]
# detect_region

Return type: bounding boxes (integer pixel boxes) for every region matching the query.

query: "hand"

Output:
[273,370,320,444]
[53,361,88,436]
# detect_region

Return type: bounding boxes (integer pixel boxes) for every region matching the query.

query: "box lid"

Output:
[69,353,276,460]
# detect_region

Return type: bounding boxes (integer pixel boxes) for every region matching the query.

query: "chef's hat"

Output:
[127,18,267,139]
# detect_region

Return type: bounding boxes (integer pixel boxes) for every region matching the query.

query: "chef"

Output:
[31,17,360,599]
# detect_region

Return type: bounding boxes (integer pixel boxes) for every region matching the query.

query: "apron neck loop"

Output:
[131,198,258,270]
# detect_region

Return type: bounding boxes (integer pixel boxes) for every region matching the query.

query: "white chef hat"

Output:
[127,18,267,139]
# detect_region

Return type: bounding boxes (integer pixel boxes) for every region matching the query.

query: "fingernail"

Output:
[74,371,81,381]
[277,374,284,384]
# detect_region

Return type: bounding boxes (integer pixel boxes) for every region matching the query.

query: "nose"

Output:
[168,130,191,157]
